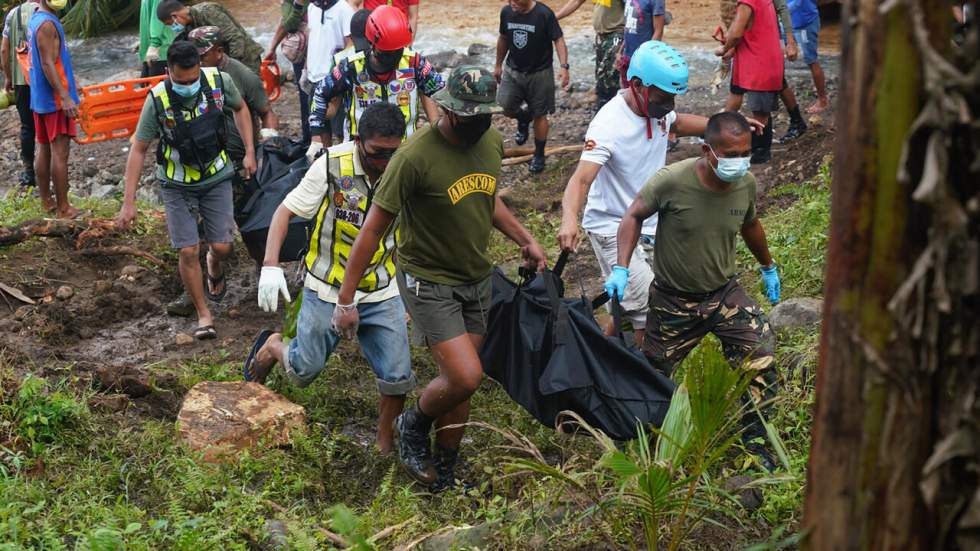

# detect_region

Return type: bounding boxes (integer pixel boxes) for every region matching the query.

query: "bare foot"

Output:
[56,205,82,219]
[205,251,226,297]
[376,436,394,455]
[806,98,829,114]
[42,198,56,213]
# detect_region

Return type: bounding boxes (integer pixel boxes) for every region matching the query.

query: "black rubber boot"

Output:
[431,445,461,493]
[778,106,807,143]
[393,407,436,485]
[515,109,531,146]
[750,120,773,164]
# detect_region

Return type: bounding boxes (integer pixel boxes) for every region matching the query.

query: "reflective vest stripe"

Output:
[150,67,229,184]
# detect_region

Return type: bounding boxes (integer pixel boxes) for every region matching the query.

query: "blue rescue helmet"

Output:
[626,41,689,95]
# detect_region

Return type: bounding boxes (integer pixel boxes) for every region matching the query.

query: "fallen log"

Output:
[503,143,579,159]
[0,218,87,247]
[75,246,164,266]
[502,145,582,166]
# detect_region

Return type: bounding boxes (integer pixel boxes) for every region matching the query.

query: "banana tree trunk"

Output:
[803,0,979,549]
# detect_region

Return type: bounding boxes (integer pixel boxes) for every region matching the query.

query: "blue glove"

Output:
[760,264,781,304]
[604,265,629,301]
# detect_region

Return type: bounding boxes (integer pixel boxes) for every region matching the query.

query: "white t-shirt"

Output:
[581,91,676,237]
[306,0,355,84]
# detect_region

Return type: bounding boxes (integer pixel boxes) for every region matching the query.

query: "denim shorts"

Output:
[792,19,820,65]
[285,288,416,395]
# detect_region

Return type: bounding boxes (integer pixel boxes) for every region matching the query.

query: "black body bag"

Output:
[479,252,676,441]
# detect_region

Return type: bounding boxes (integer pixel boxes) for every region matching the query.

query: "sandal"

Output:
[194,325,217,340]
[243,329,274,383]
[205,252,227,302]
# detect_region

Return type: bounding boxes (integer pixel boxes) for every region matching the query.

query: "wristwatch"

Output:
[560,63,570,70]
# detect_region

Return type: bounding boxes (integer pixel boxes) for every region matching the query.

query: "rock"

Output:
[136,185,161,206]
[466,43,492,56]
[175,333,195,346]
[120,264,142,278]
[426,50,465,72]
[89,183,118,200]
[89,394,130,413]
[94,280,113,294]
[14,305,32,320]
[82,162,99,178]
[421,523,494,551]
[263,519,290,550]
[722,475,763,511]
[177,381,306,462]
[94,365,154,398]
[106,69,140,83]
[769,297,823,333]
[55,285,74,300]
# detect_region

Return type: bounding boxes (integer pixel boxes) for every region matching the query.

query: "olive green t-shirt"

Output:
[373,125,504,286]
[593,0,625,35]
[638,157,757,293]
[218,56,268,164]
[134,71,242,190]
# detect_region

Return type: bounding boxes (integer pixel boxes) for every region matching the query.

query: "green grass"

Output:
[0,157,831,549]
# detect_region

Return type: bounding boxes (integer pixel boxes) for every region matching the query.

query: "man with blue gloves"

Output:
[559,41,759,346]
[608,111,781,471]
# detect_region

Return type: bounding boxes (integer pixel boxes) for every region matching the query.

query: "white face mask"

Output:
[708,145,750,182]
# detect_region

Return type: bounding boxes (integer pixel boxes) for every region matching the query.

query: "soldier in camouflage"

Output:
[608,111,783,471]
[554,0,626,110]
[156,0,264,74]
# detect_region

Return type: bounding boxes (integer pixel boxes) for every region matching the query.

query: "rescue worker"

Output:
[609,111,781,470]
[1,0,39,188]
[558,41,760,344]
[116,41,257,340]
[554,0,625,110]
[333,66,548,491]
[190,26,278,219]
[244,103,416,455]
[156,0,263,74]
[306,4,443,157]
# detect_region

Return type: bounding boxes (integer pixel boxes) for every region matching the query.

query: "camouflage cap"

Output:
[431,65,503,116]
[188,26,223,55]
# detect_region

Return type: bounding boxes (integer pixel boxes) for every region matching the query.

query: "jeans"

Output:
[293,60,311,145]
[286,288,416,395]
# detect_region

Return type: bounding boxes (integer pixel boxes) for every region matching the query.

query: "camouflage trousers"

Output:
[595,32,623,106]
[642,278,778,443]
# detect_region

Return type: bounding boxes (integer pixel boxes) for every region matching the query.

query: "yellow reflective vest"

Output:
[150,67,229,184]
[305,141,397,292]
[344,49,420,141]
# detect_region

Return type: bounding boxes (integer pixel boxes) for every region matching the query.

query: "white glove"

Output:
[305,141,323,162]
[146,46,160,62]
[257,266,291,313]
[260,128,279,140]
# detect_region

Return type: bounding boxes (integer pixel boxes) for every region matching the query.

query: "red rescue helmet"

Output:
[365,5,412,51]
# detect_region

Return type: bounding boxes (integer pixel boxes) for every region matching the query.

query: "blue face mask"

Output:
[170,21,185,33]
[171,80,201,98]
[709,145,750,182]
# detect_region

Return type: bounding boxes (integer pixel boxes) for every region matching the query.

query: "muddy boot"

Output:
[18,168,35,188]
[750,120,773,165]
[745,442,778,473]
[166,293,195,317]
[393,406,436,485]
[777,106,807,143]
[431,445,470,493]
[514,109,531,146]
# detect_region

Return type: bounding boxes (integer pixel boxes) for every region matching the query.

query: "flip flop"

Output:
[194,325,217,340]
[243,329,274,383]
[205,252,228,302]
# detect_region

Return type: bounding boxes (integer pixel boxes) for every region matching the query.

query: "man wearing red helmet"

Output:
[306,5,443,159]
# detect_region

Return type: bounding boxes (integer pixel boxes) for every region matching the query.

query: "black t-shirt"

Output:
[499,2,563,73]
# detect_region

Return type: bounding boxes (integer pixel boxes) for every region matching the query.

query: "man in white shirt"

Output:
[558,41,714,343]
[244,103,414,454]
[304,0,355,142]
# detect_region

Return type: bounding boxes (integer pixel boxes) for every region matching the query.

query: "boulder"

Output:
[89,183,118,200]
[768,297,823,333]
[426,50,465,72]
[466,43,492,56]
[55,285,74,300]
[177,381,306,462]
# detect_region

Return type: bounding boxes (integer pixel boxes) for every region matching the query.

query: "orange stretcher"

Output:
[18,51,281,145]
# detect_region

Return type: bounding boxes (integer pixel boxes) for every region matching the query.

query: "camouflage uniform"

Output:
[189,2,264,74]
[643,278,777,442]
[595,32,623,106]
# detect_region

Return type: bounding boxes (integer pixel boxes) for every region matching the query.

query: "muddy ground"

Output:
[0,1,836,544]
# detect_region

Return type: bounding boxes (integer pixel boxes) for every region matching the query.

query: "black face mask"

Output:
[452,114,492,145]
[371,48,404,74]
